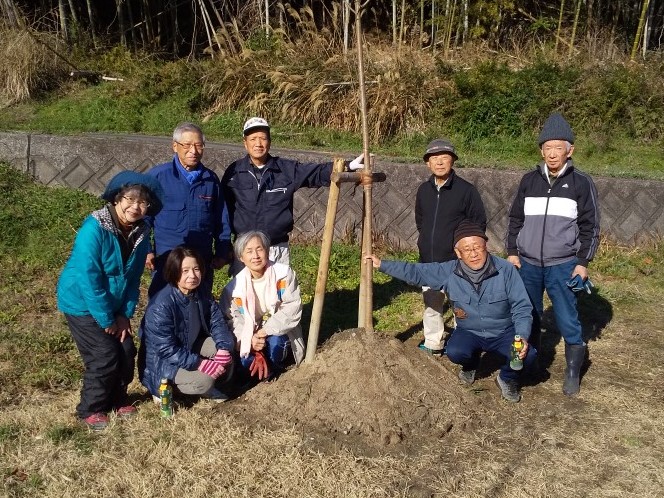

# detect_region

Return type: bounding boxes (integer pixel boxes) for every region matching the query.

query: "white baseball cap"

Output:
[242,117,270,136]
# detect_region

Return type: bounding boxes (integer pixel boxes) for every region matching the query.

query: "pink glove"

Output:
[213,349,233,367]
[198,359,224,379]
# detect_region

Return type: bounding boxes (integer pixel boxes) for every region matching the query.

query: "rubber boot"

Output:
[562,343,586,396]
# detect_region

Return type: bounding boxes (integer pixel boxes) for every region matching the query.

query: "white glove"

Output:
[348,153,372,171]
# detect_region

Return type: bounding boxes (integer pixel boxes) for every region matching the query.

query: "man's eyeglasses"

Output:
[122,196,150,209]
[457,245,486,256]
[175,141,205,151]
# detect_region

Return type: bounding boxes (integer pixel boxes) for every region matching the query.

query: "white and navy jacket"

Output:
[506,161,600,267]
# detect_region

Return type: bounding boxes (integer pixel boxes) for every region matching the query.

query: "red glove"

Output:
[249,351,270,381]
[213,349,233,367]
[198,359,224,379]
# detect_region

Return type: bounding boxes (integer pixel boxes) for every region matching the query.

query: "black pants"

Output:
[66,314,136,419]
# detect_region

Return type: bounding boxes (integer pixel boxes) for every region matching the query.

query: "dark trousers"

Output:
[445,329,537,383]
[66,314,136,419]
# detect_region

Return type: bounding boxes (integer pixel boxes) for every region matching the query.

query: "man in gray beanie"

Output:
[506,112,600,396]
[415,138,486,356]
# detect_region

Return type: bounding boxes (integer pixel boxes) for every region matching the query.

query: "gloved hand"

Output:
[198,359,225,379]
[213,349,233,367]
[249,350,270,381]
[566,274,594,294]
[349,153,371,171]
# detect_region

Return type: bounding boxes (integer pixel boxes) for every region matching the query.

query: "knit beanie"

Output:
[538,113,575,146]
[453,219,488,246]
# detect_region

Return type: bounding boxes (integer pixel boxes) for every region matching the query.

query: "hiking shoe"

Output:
[202,387,229,403]
[116,405,137,419]
[418,343,445,357]
[495,375,521,403]
[81,413,109,431]
[458,369,476,385]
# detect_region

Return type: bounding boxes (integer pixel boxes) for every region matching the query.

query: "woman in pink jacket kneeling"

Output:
[220,230,305,383]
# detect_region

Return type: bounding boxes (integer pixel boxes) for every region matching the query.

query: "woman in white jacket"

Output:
[220,231,305,382]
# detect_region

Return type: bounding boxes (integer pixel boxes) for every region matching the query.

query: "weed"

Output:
[45,425,94,454]
[0,424,21,443]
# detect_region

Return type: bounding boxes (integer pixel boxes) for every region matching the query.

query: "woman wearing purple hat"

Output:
[57,171,164,430]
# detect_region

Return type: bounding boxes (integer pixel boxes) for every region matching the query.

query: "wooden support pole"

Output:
[305,158,346,363]
[354,0,374,332]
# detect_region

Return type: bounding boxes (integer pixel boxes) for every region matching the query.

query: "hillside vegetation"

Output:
[1,3,663,177]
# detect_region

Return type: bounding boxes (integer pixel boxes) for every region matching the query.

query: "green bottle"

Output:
[159,378,173,418]
[510,335,524,371]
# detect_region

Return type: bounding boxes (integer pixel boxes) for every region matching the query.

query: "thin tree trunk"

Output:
[116,0,126,47]
[420,0,424,46]
[84,0,98,48]
[463,0,468,43]
[265,0,269,34]
[58,0,69,41]
[431,0,436,52]
[392,0,397,45]
[630,0,651,60]
[67,0,78,24]
[555,0,566,52]
[343,0,350,53]
[568,0,582,57]
[398,0,405,47]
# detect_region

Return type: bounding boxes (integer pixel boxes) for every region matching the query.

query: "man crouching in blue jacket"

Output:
[366,220,537,403]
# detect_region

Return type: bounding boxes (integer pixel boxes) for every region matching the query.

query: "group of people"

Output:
[369,111,599,403]
[57,112,599,430]
[58,118,365,430]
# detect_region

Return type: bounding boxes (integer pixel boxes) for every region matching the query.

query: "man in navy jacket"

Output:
[367,220,536,403]
[222,117,363,274]
[506,113,600,396]
[145,122,232,296]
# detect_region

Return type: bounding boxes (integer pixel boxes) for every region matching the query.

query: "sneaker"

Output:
[202,387,229,403]
[495,375,521,403]
[81,413,109,431]
[418,343,444,357]
[152,395,161,406]
[458,369,476,385]
[116,405,137,419]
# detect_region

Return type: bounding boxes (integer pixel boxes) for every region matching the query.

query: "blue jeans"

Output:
[446,329,537,382]
[518,259,584,346]
[239,335,291,374]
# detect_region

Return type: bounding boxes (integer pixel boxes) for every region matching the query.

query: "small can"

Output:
[159,377,173,418]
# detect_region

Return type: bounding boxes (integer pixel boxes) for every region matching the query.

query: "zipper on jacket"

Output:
[429,187,441,262]
[539,186,552,267]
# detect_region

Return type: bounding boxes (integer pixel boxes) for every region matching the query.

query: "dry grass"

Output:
[2,241,664,496]
[0,28,69,106]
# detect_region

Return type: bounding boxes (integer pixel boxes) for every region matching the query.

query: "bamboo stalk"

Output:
[305,158,346,363]
[354,0,374,332]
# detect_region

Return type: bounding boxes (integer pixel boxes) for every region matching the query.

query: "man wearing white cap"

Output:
[222,117,364,274]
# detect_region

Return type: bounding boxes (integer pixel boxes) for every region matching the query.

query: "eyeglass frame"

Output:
[122,195,151,209]
[174,140,206,151]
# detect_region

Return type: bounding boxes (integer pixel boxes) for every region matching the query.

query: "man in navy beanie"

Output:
[506,112,600,396]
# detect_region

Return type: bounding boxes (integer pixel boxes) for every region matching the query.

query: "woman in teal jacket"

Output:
[57,171,164,430]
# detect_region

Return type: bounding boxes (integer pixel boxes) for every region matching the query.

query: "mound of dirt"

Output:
[226,329,490,454]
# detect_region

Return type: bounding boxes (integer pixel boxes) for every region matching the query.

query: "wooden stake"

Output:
[354,0,374,332]
[305,158,346,363]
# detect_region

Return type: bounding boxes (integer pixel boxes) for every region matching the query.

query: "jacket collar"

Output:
[537,159,575,179]
[427,169,456,189]
[238,154,281,173]
[453,254,499,284]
